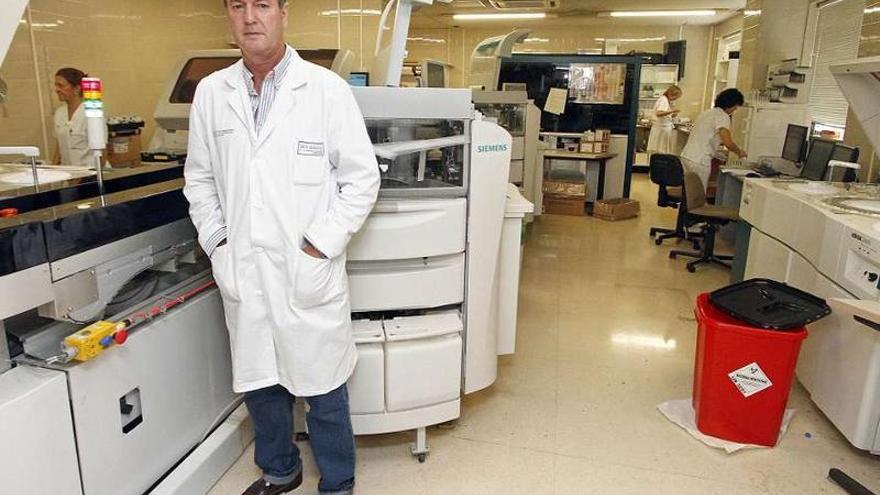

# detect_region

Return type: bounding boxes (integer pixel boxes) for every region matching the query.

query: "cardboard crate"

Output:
[579,141,609,153]
[543,194,585,216]
[107,131,142,167]
[543,180,587,197]
[593,198,640,221]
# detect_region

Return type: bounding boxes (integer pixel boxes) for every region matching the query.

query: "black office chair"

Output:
[669,171,739,273]
[649,154,700,250]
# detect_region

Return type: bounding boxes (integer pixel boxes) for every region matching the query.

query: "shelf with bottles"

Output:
[639,64,678,99]
[765,62,812,104]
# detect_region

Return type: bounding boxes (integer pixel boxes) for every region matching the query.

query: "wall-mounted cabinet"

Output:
[712,32,742,98]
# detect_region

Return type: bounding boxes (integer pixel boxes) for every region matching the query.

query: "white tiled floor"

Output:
[208,175,880,495]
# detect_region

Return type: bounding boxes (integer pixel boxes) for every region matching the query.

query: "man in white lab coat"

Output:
[183,1,380,494]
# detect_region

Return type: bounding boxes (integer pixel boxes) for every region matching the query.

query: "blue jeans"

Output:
[244,383,356,493]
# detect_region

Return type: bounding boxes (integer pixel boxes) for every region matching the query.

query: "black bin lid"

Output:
[709,278,832,330]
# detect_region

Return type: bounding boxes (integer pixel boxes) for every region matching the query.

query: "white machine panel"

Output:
[349,320,386,415]
[791,199,830,269]
[787,251,818,294]
[498,185,533,355]
[348,199,467,261]
[743,179,880,454]
[66,289,236,495]
[384,313,463,412]
[604,135,629,200]
[744,228,791,282]
[797,275,853,393]
[818,217,847,277]
[0,366,82,495]
[837,228,880,301]
[347,254,465,312]
[809,298,880,453]
[757,187,802,249]
[464,118,511,394]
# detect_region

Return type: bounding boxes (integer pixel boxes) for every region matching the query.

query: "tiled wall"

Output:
[0,0,382,158]
[406,24,712,119]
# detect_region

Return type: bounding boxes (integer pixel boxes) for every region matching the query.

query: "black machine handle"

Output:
[829,468,877,495]
[853,315,880,333]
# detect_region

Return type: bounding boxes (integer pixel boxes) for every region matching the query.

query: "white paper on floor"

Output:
[657,399,796,454]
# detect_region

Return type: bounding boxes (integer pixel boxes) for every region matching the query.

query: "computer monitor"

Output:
[347,72,369,87]
[831,142,860,163]
[781,124,809,163]
[801,138,836,181]
[423,60,446,88]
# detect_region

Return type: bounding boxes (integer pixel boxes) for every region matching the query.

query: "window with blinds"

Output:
[808,0,865,128]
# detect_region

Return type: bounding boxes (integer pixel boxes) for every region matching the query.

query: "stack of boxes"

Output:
[107,116,145,168]
[541,129,611,216]
[579,129,610,154]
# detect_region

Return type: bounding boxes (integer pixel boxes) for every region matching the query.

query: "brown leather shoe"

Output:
[241,470,303,495]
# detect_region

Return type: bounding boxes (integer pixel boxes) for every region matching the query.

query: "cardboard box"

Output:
[543,180,587,197]
[543,194,585,216]
[593,198,640,221]
[579,141,609,153]
[107,131,142,167]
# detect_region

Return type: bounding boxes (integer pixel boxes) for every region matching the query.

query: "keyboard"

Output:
[752,164,782,177]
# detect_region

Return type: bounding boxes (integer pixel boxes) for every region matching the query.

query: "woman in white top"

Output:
[52,67,92,167]
[681,88,748,189]
[647,85,682,155]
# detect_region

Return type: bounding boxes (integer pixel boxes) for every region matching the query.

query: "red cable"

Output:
[123,280,217,329]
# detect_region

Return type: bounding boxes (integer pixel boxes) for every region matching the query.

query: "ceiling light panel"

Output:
[608,10,717,17]
[453,12,547,20]
[482,0,557,9]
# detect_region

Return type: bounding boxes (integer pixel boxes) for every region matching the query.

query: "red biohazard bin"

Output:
[693,293,808,447]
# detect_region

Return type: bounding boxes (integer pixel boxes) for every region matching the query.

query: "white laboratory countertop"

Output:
[745,178,880,242]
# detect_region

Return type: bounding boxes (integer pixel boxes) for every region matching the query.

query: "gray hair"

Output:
[224,0,288,6]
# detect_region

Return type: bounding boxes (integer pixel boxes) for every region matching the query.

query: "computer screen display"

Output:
[425,62,445,88]
[347,72,369,87]
[781,124,809,163]
[831,143,859,163]
[170,57,239,104]
[801,138,836,181]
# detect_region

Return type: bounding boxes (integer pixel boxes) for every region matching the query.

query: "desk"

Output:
[717,167,751,211]
[542,150,618,203]
[717,167,757,284]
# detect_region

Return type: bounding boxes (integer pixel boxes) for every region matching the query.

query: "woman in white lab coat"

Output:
[52,67,92,167]
[681,88,748,189]
[647,85,682,155]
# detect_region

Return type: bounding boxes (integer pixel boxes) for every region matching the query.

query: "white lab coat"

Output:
[54,104,91,166]
[681,107,732,188]
[183,50,380,396]
[646,95,676,154]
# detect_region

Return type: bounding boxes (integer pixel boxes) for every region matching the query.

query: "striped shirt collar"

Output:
[241,45,294,133]
[241,44,294,94]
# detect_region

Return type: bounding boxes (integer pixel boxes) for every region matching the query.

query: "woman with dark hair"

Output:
[52,67,93,166]
[680,88,748,188]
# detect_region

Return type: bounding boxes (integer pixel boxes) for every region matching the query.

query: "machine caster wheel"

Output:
[669,253,677,259]
[417,454,427,463]
[655,238,662,245]
[687,265,696,273]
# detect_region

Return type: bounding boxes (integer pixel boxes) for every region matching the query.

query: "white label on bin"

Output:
[728,362,773,398]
